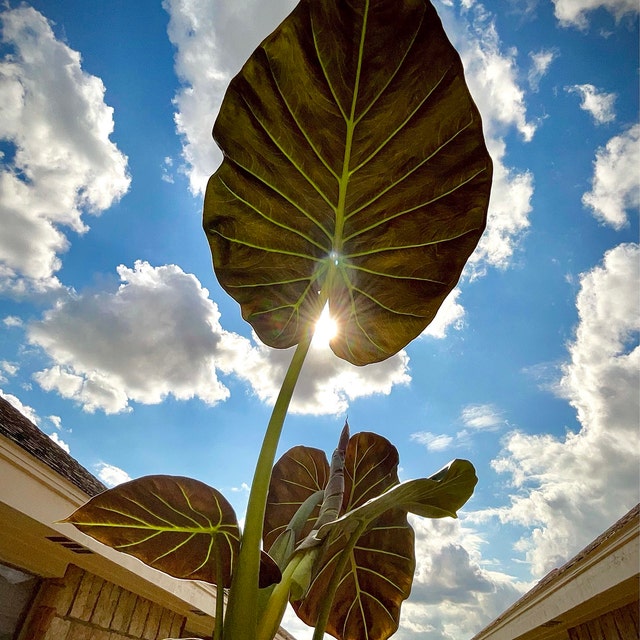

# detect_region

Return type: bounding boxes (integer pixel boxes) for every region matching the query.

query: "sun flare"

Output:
[314,305,338,345]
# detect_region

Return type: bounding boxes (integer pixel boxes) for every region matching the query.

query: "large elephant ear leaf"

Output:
[63,475,278,588]
[203,0,492,365]
[263,446,330,553]
[293,433,414,640]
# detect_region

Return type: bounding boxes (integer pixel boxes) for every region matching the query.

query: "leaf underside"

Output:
[265,432,413,640]
[263,445,330,552]
[204,0,492,365]
[293,432,412,640]
[264,431,478,640]
[64,475,280,588]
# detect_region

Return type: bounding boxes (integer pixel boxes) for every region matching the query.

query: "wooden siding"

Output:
[19,564,189,640]
[568,601,639,640]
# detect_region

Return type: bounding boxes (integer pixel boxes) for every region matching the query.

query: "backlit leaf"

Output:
[263,446,330,552]
[204,0,492,365]
[292,432,413,640]
[317,458,478,539]
[64,475,279,588]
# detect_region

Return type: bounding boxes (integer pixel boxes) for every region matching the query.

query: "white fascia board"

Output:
[472,513,639,640]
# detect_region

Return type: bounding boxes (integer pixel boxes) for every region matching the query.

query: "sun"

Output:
[314,304,338,345]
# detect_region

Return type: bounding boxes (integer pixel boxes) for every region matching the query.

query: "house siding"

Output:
[567,602,639,640]
[19,564,190,640]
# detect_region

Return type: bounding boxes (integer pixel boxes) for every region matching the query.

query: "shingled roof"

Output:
[0,395,106,497]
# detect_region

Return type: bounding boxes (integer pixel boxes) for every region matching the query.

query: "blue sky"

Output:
[0,1,638,638]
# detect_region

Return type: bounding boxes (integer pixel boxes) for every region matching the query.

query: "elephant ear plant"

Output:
[64,1,492,639]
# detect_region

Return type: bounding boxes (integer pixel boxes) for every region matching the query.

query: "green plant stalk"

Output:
[312,521,368,640]
[214,542,225,640]
[223,327,314,639]
[256,553,302,640]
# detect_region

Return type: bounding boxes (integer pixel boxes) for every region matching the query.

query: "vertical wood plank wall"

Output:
[19,564,188,640]
[568,602,640,640]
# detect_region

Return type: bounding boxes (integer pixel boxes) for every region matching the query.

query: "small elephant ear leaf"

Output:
[204,0,492,365]
[263,445,330,553]
[63,475,253,588]
[293,432,414,640]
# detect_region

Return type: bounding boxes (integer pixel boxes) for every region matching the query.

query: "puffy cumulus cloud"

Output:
[216,329,410,416]
[439,4,535,274]
[445,4,535,143]
[552,0,638,28]
[528,49,558,92]
[582,124,640,229]
[566,84,616,124]
[94,462,133,487]
[393,516,527,640]
[491,243,640,576]
[28,261,230,414]
[162,0,297,194]
[0,6,130,294]
[27,261,410,415]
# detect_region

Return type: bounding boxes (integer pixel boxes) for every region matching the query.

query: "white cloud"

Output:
[94,462,132,487]
[0,360,17,384]
[439,4,535,274]
[552,0,638,28]
[393,516,527,639]
[410,404,504,453]
[48,431,70,454]
[582,124,640,229]
[217,330,410,416]
[421,288,466,339]
[3,316,23,328]
[528,49,558,91]
[1,361,18,377]
[0,6,130,293]
[411,432,455,452]
[28,261,230,414]
[28,261,409,415]
[461,404,503,430]
[281,606,329,640]
[566,84,616,124]
[161,156,175,184]
[453,7,535,143]
[162,0,297,195]
[490,243,640,576]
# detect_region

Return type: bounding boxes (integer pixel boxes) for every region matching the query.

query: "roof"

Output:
[0,394,299,640]
[471,503,640,640]
[0,395,106,496]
